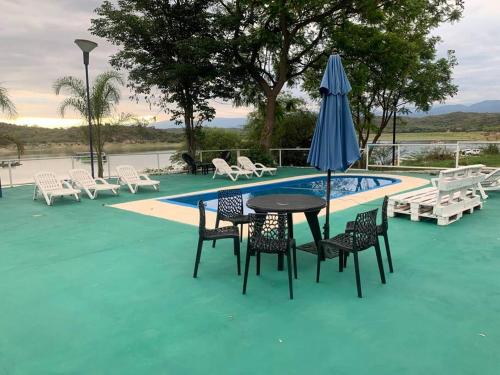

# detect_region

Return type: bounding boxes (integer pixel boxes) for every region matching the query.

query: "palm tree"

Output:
[0,85,17,117]
[0,85,24,160]
[54,71,124,177]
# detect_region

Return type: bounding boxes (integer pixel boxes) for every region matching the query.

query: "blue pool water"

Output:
[160,175,400,213]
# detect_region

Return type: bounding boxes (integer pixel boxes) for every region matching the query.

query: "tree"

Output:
[303,0,463,151]
[0,85,17,117]
[215,0,387,149]
[245,93,315,148]
[54,71,124,177]
[0,85,24,159]
[91,0,233,157]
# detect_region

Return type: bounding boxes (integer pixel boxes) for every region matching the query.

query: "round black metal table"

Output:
[247,194,327,270]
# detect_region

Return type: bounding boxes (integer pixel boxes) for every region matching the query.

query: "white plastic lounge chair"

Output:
[116,165,160,194]
[212,158,253,181]
[33,171,81,206]
[237,156,277,177]
[479,168,500,197]
[69,168,120,199]
[388,164,485,225]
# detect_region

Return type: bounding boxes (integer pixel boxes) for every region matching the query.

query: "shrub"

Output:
[482,144,499,155]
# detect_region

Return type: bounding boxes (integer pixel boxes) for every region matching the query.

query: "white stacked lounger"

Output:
[388,165,485,225]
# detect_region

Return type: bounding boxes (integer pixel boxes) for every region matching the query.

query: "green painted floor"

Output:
[1,168,499,374]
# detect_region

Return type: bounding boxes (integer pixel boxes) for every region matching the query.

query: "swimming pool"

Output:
[159,175,400,213]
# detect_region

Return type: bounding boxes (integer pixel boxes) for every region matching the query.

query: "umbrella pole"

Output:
[323,169,331,239]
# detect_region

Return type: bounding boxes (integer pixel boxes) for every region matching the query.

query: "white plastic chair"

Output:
[237,156,277,177]
[33,171,81,206]
[69,168,120,199]
[212,158,253,181]
[116,165,160,193]
[479,168,500,197]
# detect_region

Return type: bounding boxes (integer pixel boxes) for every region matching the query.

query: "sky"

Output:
[0,0,499,127]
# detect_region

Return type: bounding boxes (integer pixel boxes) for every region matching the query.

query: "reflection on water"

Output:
[165,175,397,214]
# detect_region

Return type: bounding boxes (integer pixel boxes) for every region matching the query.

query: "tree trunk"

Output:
[95,123,104,178]
[184,112,196,157]
[260,94,277,149]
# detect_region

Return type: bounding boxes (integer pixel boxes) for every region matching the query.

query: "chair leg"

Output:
[286,250,294,300]
[338,249,344,272]
[353,251,362,298]
[193,238,204,278]
[242,249,252,295]
[383,232,394,273]
[256,251,261,275]
[343,252,349,268]
[212,217,220,248]
[375,240,386,284]
[240,223,244,242]
[316,244,322,283]
[292,241,298,279]
[234,237,241,275]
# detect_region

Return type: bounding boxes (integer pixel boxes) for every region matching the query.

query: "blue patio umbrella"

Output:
[307,54,361,239]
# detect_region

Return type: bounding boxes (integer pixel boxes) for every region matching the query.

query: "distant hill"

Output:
[0,122,185,145]
[412,100,500,116]
[154,117,247,129]
[394,112,500,133]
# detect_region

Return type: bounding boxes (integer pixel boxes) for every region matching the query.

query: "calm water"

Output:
[161,175,400,214]
[0,151,176,185]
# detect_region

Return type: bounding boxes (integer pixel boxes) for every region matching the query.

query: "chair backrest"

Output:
[182,153,196,167]
[34,172,63,192]
[198,200,206,235]
[381,196,389,232]
[353,208,378,251]
[217,189,244,218]
[220,150,231,163]
[436,164,485,192]
[116,165,140,182]
[482,168,500,187]
[212,158,232,173]
[69,169,95,188]
[248,213,289,254]
[237,156,255,171]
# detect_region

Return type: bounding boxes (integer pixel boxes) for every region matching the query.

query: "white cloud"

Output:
[434,0,500,104]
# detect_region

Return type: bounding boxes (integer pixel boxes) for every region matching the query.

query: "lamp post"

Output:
[74,39,98,178]
[392,98,398,166]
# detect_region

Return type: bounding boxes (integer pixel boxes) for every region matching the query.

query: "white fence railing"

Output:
[1,141,498,187]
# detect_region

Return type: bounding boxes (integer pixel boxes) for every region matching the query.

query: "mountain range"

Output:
[152,100,500,127]
[411,100,500,116]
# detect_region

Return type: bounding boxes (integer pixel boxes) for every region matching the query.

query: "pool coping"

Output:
[110,172,429,234]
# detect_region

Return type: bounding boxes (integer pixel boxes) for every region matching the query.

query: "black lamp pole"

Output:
[75,39,98,178]
[392,98,397,166]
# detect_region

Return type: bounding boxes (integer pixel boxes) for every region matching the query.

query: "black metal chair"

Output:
[344,196,393,272]
[242,213,296,300]
[317,208,386,298]
[182,153,212,175]
[193,200,241,278]
[212,189,250,247]
[220,150,231,163]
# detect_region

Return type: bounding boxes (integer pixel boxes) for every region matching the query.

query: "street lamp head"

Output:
[74,39,98,53]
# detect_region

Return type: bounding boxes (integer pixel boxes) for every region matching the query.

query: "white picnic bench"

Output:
[388,165,486,225]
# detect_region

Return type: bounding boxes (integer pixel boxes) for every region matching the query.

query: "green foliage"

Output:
[245,94,316,148]
[303,0,463,148]
[0,85,17,117]
[198,128,242,151]
[215,0,386,148]
[483,144,499,155]
[91,0,232,156]
[245,147,275,167]
[54,71,124,176]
